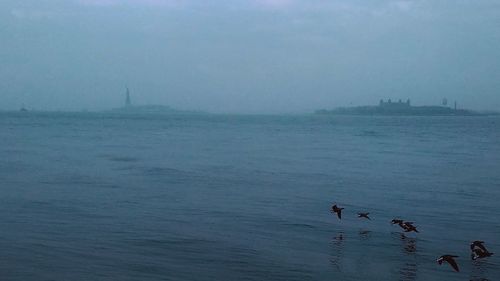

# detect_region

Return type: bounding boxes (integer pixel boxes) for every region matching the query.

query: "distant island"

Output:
[316,99,479,116]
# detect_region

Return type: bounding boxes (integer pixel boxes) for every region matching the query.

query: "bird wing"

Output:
[337,210,342,219]
[477,243,488,252]
[446,258,460,272]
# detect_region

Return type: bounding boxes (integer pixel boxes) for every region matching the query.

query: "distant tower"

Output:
[125,87,131,107]
[406,99,411,106]
[454,101,457,110]
[379,99,384,106]
[442,98,448,106]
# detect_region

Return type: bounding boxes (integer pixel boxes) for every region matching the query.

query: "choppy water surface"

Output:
[1,112,499,281]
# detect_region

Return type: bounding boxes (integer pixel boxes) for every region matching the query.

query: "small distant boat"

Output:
[20,106,28,112]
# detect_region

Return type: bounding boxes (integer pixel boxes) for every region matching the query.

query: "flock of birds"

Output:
[330,204,494,273]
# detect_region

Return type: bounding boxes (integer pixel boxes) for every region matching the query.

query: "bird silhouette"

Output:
[331,205,344,219]
[357,212,371,220]
[437,255,460,272]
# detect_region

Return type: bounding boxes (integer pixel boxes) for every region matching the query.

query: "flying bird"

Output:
[437,255,460,272]
[357,212,371,220]
[392,220,419,233]
[331,205,344,219]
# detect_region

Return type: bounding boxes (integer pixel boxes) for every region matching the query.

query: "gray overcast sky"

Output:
[1,0,499,113]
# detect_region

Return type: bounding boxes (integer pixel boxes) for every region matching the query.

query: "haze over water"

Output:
[1,112,499,280]
[2,0,500,113]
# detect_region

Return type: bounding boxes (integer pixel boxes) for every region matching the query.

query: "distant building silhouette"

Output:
[379,99,410,108]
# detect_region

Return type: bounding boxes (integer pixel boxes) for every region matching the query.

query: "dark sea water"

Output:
[1,112,499,281]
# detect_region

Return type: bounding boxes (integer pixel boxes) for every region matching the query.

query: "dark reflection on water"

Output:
[358,230,371,241]
[399,262,417,281]
[329,232,345,272]
[390,232,417,255]
[401,237,417,254]
[469,259,491,281]
[392,232,418,281]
